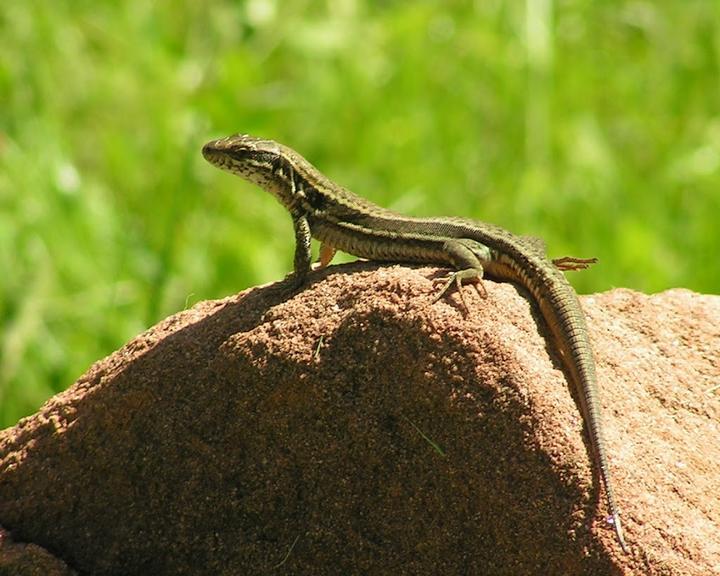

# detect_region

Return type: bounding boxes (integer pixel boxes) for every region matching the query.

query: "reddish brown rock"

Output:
[0,263,718,575]
[0,527,76,576]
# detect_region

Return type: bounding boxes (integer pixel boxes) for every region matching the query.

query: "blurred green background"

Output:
[1,1,718,428]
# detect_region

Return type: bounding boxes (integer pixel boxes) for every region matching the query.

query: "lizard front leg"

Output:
[287,213,313,290]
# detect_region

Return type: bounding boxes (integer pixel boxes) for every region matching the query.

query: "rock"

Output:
[0,527,76,576]
[0,263,718,575]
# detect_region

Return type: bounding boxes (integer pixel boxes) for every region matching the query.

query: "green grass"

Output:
[1,1,719,428]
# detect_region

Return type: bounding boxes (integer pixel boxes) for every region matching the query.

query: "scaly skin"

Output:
[202,134,627,552]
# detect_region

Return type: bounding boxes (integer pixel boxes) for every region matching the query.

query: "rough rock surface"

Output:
[0,263,718,575]
[0,527,76,576]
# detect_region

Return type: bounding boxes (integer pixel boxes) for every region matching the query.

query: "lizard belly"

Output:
[311,219,454,266]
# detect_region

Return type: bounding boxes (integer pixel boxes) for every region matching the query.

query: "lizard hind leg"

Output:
[431,239,491,312]
[431,267,486,311]
[314,242,337,270]
[552,256,598,271]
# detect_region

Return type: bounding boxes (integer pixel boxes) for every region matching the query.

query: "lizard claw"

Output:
[431,270,486,313]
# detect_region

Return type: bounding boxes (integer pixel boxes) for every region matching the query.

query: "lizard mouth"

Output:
[201,141,219,163]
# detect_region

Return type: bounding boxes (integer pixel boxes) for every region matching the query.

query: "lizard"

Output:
[201,134,628,552]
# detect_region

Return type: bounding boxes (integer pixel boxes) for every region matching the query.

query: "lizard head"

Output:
[202,134,321,210]
[202,134,309,209]
[202,134,284,179]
